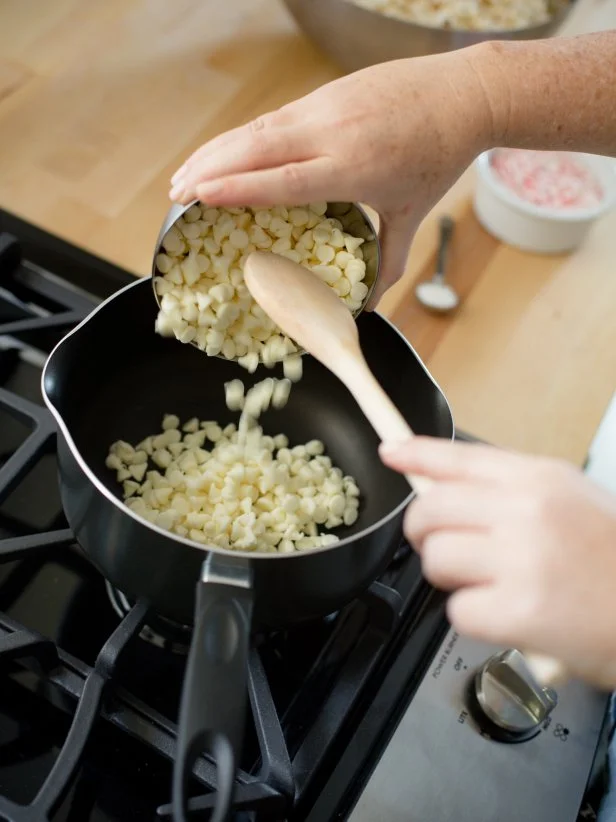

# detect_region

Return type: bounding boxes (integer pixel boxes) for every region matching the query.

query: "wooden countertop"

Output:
[1,0,615,465]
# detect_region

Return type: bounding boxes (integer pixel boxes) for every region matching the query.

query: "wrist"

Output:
[408,45,505,168]
[464,40,519,150]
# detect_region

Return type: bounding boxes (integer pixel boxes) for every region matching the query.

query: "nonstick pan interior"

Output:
[45,279,453,544]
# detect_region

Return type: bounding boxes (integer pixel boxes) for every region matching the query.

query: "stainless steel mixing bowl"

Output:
[282,0,574,73]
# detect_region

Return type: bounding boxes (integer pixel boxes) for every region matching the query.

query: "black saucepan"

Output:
[42,277,453,821]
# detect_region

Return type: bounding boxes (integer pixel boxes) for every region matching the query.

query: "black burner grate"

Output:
[0,388,57,532]
[0,602,149,822]
[0,538,421,821]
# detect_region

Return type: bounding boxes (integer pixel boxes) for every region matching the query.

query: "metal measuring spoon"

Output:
[415,215,459,313]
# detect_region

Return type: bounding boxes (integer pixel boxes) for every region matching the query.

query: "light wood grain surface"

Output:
[0,0,615,465]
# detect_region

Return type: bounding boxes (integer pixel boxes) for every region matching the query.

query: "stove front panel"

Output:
[350,629,608,822]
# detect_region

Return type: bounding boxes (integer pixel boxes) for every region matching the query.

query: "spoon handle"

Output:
[340,354,433,495]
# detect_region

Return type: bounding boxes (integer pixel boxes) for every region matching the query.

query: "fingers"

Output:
[446,585,513,645]
[449,587,574,667]
[404,482,502,546]
[419,532,496,590]
[366,211,416,310]
[380,437,528,485]
[170,125,317,204]
[186,157,340,208]
[171,130,244,186]
[170,108,296,184]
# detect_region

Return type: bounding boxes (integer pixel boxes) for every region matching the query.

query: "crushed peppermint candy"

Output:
[490,149,604,211]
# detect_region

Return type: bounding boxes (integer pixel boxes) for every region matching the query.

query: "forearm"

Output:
[469,32,616,157]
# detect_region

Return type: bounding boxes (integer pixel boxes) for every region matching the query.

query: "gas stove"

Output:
[0,209,610,822]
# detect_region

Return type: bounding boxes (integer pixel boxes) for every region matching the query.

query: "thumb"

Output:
[366,210,416,310]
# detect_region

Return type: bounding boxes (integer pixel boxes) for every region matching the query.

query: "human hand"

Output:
[169,47,496,307]
[379,437,616,690]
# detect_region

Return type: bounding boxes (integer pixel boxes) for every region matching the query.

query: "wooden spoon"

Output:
[244,251,432,495]
[243,250,567,690]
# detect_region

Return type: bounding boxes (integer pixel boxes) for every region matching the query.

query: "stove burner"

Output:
[105,581,192,654]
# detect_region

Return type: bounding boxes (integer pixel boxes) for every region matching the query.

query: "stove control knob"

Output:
[469,649,558,742]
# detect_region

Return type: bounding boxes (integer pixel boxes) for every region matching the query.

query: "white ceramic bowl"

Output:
[473,150,616,254]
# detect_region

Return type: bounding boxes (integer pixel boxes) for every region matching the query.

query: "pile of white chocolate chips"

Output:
[106,203,371,553]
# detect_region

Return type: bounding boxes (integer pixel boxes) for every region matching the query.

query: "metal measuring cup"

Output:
[150,201,381,361]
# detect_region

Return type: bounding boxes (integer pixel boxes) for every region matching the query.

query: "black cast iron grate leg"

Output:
[248,647,294,800]
[0,630,58,670]
[156,783,288,819]
[289,582,409,799]
[0,387,56,507]
[0,529,75,563]
[0,601,149,822]
[0,311,84,336]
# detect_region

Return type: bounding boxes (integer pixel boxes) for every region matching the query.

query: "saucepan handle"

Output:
[173,554,253,822]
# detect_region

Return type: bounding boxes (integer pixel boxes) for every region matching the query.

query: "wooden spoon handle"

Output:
[341,356,432,495]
